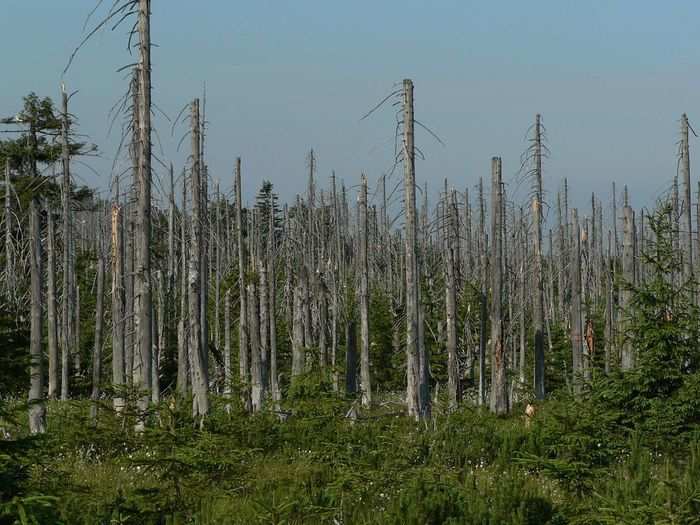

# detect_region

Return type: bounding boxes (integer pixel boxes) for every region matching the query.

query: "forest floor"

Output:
[2,380,700,525]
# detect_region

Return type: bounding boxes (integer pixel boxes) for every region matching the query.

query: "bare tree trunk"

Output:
[235,158,250,410]
[571,209,584,395]
[189,99,209,421]
[111,197,125,411]
[358,174,372,407]
[47,201,59,399]
[258,239,269,397]
[345,318,358,394]
[249,282,263,411]
[445,187,459,409]
[134,0,153,428]
[153,270,164,404]
[604,230,613,375]
[478,177,488,406]
[269,201,280,404]
[331,173,341,392]
[176,176,189,394]
[4,160,14,301]
[620,205,635,370]
[489,157,507,415]
[224,289,232,408]
[681,114,693,283]
[402,79,422,419]
[533,115,545,400]
[60,89,73,401]
[292,284,305,381]
[91,229,105,422]
[28,194,45,433]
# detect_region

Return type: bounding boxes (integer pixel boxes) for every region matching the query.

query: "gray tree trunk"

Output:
[249,282,263,411]
[571,209,584,395]
[111,197,125,411]
[489,157,507,415]
[358,174,372,407]
[402,79,422,419]
[176,176,189,394]
[60,89,73,401]
[445,187,459,409]
[28,194,45,433]
[189,99,209,421]
[47,201,59,399]
[533,115,545,400]
[620,205,635,370]
[91,229,105,422]
[681,114,693,283]
[235,157,250,410]
[134,0,153,428]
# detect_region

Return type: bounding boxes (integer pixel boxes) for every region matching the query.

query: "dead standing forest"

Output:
[2,1,700,524]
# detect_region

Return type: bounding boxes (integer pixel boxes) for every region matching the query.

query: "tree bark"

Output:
[91,229,105,422]
[402,79,423,419]
[47,201,59,399]
[189,99,209,421]
[134,0,153,428]
[489,157,507,415]
[358,174,372,407]
[235,157,250,410]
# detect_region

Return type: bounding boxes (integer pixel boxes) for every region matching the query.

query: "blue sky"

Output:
[1,1,698,216]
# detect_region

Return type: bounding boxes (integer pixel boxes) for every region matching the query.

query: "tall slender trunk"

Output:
[27,118,45,433]
[134,0,153,428]
[91,230,105,422]
[681,114,693,283]
[489,157,507,415]
[249,281,262,411]
[533,115,545,400]
[189,99,209,420]
[60,90,73,401]
[224,289,232,407]
[28,193,45,433]
[235,158,250,410]
[620,205,635,370]
[571,209,584,395]
[47,201,59,399]
[478,177,487,406]
[177,175,189,394]
[111,197,125,411]
[358,174,371,407]
[269,201,280,404]
[403,79,423,419]
[292,284,305,381]
[4,160,14,300]
[445,187,459,409]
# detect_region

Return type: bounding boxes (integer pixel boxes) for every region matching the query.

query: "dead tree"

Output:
[680,114,693,283]
[620,205,635,370]
[532,115,545,400]
[358,174,371,407]
[60,89,73,401]
[235,157,250,410]
[188,99,209,420]
[402,79,424,419]
[176,175,189,394]
[489,157,507,415]
[47,201,59,399]
[27,113,45,433]
[571,209,584,395]
[111,196,125,411]
[445,186,459,409]
[133,0,154,427]
[90,223,105,422]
